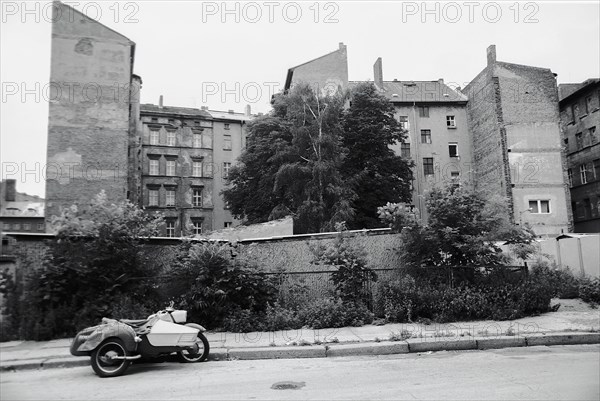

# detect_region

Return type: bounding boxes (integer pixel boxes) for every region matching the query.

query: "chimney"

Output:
[373,57,383,90]
[487,45,496,67]
[200,106,208,110]
[228,109,234,114]
[158,95,164,109]
[438,78,444,84]
[5,179,16,202]
[245,104,251,116]
[339,42,345,50]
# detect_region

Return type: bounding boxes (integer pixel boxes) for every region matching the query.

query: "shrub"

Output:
[311,229,376,305]
[262,303,302,331]
[579,276,600,305]
[168,242,278,329]
[297,298,374,329]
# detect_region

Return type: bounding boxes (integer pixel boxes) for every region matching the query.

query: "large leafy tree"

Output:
[378,184,536,267]
[341,82,413,229]
[223,84,354,234]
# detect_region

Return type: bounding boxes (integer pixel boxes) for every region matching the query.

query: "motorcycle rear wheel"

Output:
[177,332,210,363]
[91,339,131,377]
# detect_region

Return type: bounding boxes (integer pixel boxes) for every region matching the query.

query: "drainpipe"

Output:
[577,237,585,276]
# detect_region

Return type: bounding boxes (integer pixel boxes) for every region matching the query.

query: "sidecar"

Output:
[70,318,142,377]
[71,315,206,377]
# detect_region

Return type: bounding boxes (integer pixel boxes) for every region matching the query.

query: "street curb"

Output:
[525,332,600,347]
[407,338,477,353]
[476,336,527,350]
[1,332,599,371]
[326,342,409,357]
[228,346,327,360]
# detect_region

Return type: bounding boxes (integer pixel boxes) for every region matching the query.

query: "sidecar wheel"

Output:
[178,332,210,363]
[91,339,131,377]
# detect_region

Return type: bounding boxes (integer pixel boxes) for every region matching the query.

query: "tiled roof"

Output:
[141,104,212,118]
[206,110,254,122]
[558,79,600,103]
[349,80,468,103]
[1,201,45,217]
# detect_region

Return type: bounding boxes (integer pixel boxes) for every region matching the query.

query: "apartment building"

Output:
[559,79,600,232]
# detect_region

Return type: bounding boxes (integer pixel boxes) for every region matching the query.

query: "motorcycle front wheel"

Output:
[177,332,210,363]
[91,339,131,377]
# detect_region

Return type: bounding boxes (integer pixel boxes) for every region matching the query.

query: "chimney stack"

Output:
[158,95,164,109]
[245,104,251,116]
[5,179,16,202]
[373,57,383,90]
[487,45,496,67]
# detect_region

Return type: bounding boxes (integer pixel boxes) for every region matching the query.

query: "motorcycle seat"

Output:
[119,319,151,329]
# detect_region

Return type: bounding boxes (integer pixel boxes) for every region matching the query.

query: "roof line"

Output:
[559,78,600,104]
[55,1,135,44]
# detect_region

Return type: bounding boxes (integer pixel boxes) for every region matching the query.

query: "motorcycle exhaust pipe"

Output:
[111,355,142,360]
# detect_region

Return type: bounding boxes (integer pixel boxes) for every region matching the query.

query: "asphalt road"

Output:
[1,345,599,400]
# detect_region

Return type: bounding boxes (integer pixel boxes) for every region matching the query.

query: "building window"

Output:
[37,223,44,231]
[398,116,409,130]
[401,142,411,158]
[191,219,203,235]
[193,133,202,148]
[224,222,232,228]
[166,189,176,207]
[167,131,176,146]
[23,223,31,231]
[224,135,232,150]
[193,161,203,177]
[580,163,591,184]
[224,123,230,130]
[576,132,583,150]
[166,220,176,237]
[451,171,460,178]
[192,188,203,207]
[423,158,434,176]
[568,168,573,187]
[14,223,21,230]
[446,115,456,128]
[195,120,201,126]
[222,162,231,179]
[583,198,592,218]
[529,200,550,214]
[149,159,159,176]
[590,126,598,145]
[573,103,580,120]
[421,130,431,144]
[168,118,175,125]
[3,223,10,230]
[149,189,159,206]
[448,143,458,157]
[151,117,158,123]
[418,106,429,118]
[594,159,600,181]
[166,160,176,176]
[150,130,159,145]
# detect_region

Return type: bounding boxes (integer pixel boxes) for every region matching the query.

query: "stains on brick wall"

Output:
[45,3,135,226]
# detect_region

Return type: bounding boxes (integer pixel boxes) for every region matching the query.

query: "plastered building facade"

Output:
[45,2,251,236]
[559,79,600,233]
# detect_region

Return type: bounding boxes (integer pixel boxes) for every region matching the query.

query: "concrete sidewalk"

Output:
[1,299,599,371]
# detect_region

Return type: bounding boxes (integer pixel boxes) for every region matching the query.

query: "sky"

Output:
[1,0,599,198]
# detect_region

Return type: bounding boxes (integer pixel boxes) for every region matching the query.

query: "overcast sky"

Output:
[1,0,599,198]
